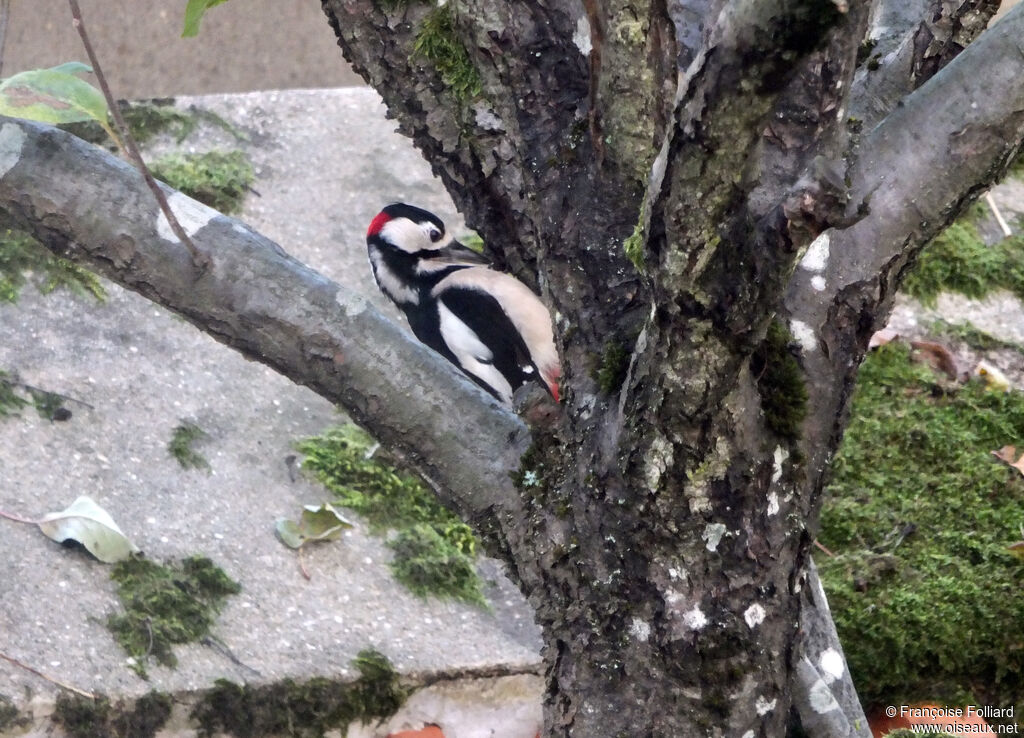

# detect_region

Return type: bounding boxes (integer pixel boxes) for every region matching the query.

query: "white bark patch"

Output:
[819,648,845,683]
[766,491,780,516]
[0,123,27,177]
[156,191,218,243]
[573,15,592,55]
[816,574,831,612]
[808,678,841,714]
[755,695,777,715]
[811,275,827,291]
[473,105,505,132]
[702,523,726,552]
[629,617,651,642]
[799,231,830,272]
[742,732,755,738]
[682,606,707,631]
[744,603,766,628]
[771,446,788,483]
[336,289,369,317]
[644,436,673,493]
[790,319,817,353]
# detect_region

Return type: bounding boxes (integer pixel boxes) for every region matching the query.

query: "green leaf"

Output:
[37,496,139,563]
[275,503,353,549]
[182,0,231,37]
[0,64,108,126]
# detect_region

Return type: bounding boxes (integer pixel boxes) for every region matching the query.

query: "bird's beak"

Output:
[436,239,491,265]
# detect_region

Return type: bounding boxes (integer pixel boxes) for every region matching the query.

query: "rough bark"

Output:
[4,0,1023,735]
[849,0,1001,129]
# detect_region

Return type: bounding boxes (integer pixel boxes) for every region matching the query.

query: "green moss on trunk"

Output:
[412,4,481,102]
[751,320,808,440]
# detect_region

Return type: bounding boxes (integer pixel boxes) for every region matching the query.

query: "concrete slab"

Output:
[0,88,541,737]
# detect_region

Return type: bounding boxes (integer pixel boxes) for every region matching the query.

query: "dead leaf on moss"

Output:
[975,360,1012,392]
[910,340,959,380]
[868,328,899,349]
[992,446,1024,477]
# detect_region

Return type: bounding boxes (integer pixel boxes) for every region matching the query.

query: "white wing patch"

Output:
[438,303,513,404]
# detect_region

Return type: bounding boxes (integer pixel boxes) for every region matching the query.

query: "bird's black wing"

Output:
[437,285,537,391]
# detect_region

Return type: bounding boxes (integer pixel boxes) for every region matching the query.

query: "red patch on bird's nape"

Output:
[367,211,391,237]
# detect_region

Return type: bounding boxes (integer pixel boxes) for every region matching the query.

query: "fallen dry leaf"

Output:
[992,445,1024,477]
[910,340,959,380]
[868,328,899,349]
[974,360,1011,392]
[37,496,139,563]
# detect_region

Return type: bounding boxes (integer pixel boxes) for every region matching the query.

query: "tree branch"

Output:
[787,1,1024,506]
[0,117,528,554]
[849,0,1000,130]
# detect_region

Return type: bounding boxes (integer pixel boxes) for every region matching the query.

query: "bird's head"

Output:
[366,203,488,266]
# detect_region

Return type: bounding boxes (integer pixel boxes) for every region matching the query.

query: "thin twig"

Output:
[0,509,39,524]
[66,0,209,270]
[298,545,312,580]
[200,636,262,677]
[0,0,11,78]
[813,539,836,557]
[0,651,95,699]
[985,191,1013,237]
[7,380,95,410]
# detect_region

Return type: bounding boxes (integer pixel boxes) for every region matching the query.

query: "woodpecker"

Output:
[366,203,560,406]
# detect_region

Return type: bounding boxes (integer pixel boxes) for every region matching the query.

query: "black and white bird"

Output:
[366,203,560,406]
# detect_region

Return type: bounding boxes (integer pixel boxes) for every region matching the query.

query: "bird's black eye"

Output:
[429,229,443,243]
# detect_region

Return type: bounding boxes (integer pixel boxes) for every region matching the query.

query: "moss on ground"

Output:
[107,555,240,677]
[168,421,211,470]
[0,369,75,421]
[388,523,485,605]
[53,691,173,738]
[0,227,106,304]
[150,150,254,214]
[297,425,483,604]
[412,4,481,102]
[819,344,1024,716]
[0,694,26,732]
[191,649,405,738]
[903,219,1024,307]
